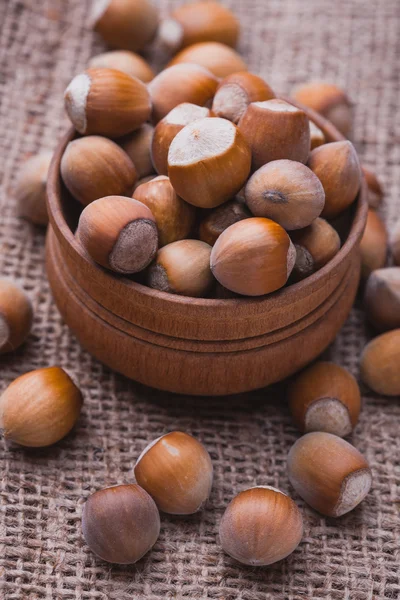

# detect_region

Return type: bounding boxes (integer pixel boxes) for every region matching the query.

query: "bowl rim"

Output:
[47,104,368,309]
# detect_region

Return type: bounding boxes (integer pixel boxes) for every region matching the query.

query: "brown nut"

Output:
[146,240,213,297]
[82,484,160,564]
[212,72,275,123]
[359,209,388,279]
[0,367,83,447]
[219,486,303,566]
[15,152,52,225]
[90,0,159,52]
[288,362,361,437]
[151,103,211,175]
[287,432,372,517]
[133,176,196,246]
[0,279,33,355]
[238,99,310,170]
[77,196,158,274]
[290,218,341,281]
[390,219,400,265]
[198,199,250,246]
[244,160,325,230]
[61,136,137,206]
[88,50,155,82]
[64,68,151,137]
[362,166,384,209]
[148,64,218,124]
[134,431,213,514]
[118,124,155,179]
[292,82,353,137]
[309,120,325,150]
[210,218,296,296]
[168,117,251,208]
[168,42,248,79]
[307,141,361,219]
[360,330,400,396]
[158,1,239,52]
[133,175,157,192]
[364,268,400,332]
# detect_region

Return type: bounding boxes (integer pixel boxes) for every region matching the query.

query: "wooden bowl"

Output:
[46,108,367,396]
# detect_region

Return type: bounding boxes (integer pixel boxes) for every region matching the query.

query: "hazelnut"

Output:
[0,367,83,447]
[158,1,239,53]
[60,136,137,206]
[82,484,160,564]
[238,99,311,170]
[219,486,303,566]
[133,176,196,247]
[288,362,361,437]
[244,160,325,230]
[198,199,251,246]
[134,431,213,514]
[360,330,400,396]
[0,279,33,355]
[210,218,296,296]
[148,64,218,123]
[390,219,400,265]
[90,0,159,52]
[290,218,341,281]
[133,175,157,192]
[168,42,248,79]
[118,124,155,179]
[362,166,384,209]
[212,72,275,124]
[15,152,52,225]
[151,103,211,175]
[359,209,388,279]
[88,50,155,82]
[146,240,213,298]
[168,117,251,208]
[291,82,353,137]
[287,432,372,517]
[308,141,361,219]
[309,120,325,150]
[64,68,151,137]
[77,196,158,275]
[364,268,400,332]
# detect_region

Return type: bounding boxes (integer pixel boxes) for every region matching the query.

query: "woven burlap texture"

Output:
[1,0,399,598]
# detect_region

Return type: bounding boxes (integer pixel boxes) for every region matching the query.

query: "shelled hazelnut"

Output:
[360,330,400,396]
[90,0,159,53]
[158,1,240,52]
[134,431,213,514]
[148,64,218,123]
[219,486,303,566]
[390,220,400,265]
[308,141,361,219]
[0,279,33,355]
[362,167,384,209]
[198,199,250,246]
[288,362,361,437]
[287,432,372,517]
[82,484,160,564]
[244,160,325,230]
[364,268,400,332]
[309,121,325,150]
[210,218,296,296]
[61,136,137,206]
[238,99,311,170]
[212,72,275,124]
[151,103,211,175]
[146,240,213,297]
[64,68,151,137]
[168,42,248,78]
[133,176,196,247]
[77,196,158,275]
[0,367,83,447]
[15,152,52,225]
[168,118,251,208]
[290,218,341,281]
[119,124,155,179]
[359,209,388,279]
[88,50,155,82]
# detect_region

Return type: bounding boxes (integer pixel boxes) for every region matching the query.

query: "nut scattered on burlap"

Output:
[0,1,399,598]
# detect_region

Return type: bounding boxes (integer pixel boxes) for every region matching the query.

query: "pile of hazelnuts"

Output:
[2,0,400,572]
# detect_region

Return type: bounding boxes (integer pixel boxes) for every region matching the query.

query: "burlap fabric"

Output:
[0,0,399,598]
